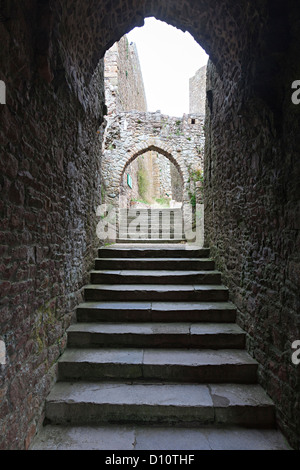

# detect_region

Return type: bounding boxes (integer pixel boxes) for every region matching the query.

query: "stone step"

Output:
[44,381,275,427]
[119,236,186,241]
[120,220,185,226]
[119,209,183,216]
[57,348,258,383]
[119,221,184,225]
[119,231,185,237]
[119,219,184,224]
[118,218,184,230]
[31,423,290,451]
[67,323,246,349]
[119,231,185,236]
[119,229,184,235]
[31,238,284,450]
[76,301,237,323]
[84,284,229,302]
[94,258,216,270]
[118,220,184,224]
[98,246,210,259]
[90,270,222,285]
[120,208,183,212]
[116,238,187,244]
[119,223,185,229]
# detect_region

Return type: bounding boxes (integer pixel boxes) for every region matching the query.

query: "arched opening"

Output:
[102,18,206,227]
[121,150,183,209]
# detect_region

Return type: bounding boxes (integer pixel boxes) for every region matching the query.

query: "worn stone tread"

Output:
[67,322,244,335]
[84,284,229,301]
[116,238,187,244]
[57,348,258,383]
[32,241,284,448]
[90,270,222,285]
[44,381,275,427]
[30,424,291,450]
[58,347,257,365]
[94,258,216,271]
[98,245,210,259]
[76,300,237,323]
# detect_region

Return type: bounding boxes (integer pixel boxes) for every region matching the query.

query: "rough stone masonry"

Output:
[101,110,205,210]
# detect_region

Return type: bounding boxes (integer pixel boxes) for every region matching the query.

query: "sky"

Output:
[127,17,209,117]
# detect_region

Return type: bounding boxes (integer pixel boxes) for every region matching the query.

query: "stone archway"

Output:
[1,0,299,449]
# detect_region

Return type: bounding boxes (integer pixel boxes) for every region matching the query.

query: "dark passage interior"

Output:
[0,0,299,450]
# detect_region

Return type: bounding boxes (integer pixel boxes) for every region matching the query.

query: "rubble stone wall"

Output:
[0,0,299,450]
[101,111,205,209]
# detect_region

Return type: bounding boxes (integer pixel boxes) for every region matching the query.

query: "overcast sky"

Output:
[127,17,209,117]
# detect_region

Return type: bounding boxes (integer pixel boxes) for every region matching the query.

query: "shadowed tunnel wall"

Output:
[0,0,299,449]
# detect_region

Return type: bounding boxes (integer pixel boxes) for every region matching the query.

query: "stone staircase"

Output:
[117,208,186,243]
[31,243,290,450]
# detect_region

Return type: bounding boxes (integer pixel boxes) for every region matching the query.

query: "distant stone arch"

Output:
[101,111,204,209]
[120,144,186,188]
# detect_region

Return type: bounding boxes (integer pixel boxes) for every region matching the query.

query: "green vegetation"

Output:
[188,191,197,207]
[187,167,204,207]
[137,168,149,200]
[188,168,204,185]
[131,197,149,205]
[155,197,170,207]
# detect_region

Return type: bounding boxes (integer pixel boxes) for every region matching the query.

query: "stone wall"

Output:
[0,1,105,449]
[156,154,173,198]
[204,34,300,447]
[104,36,147,116]
[102,34,148,206]
[104,35,186,208]
[0,0,299,450]
[189,65,207,115]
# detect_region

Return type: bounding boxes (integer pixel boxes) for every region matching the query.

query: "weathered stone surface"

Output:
[98,245,210,258]
[1,0,300,451]
[102,111,205,209]
[43,381,274,427]
[89,269,222,285]
[84,283,229,302]
[94,257,216,270]
[76,300,237,323]
[66,322,245,349]
[30,424,291,451]
[104,36,147,116]
[190,65,207,115]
